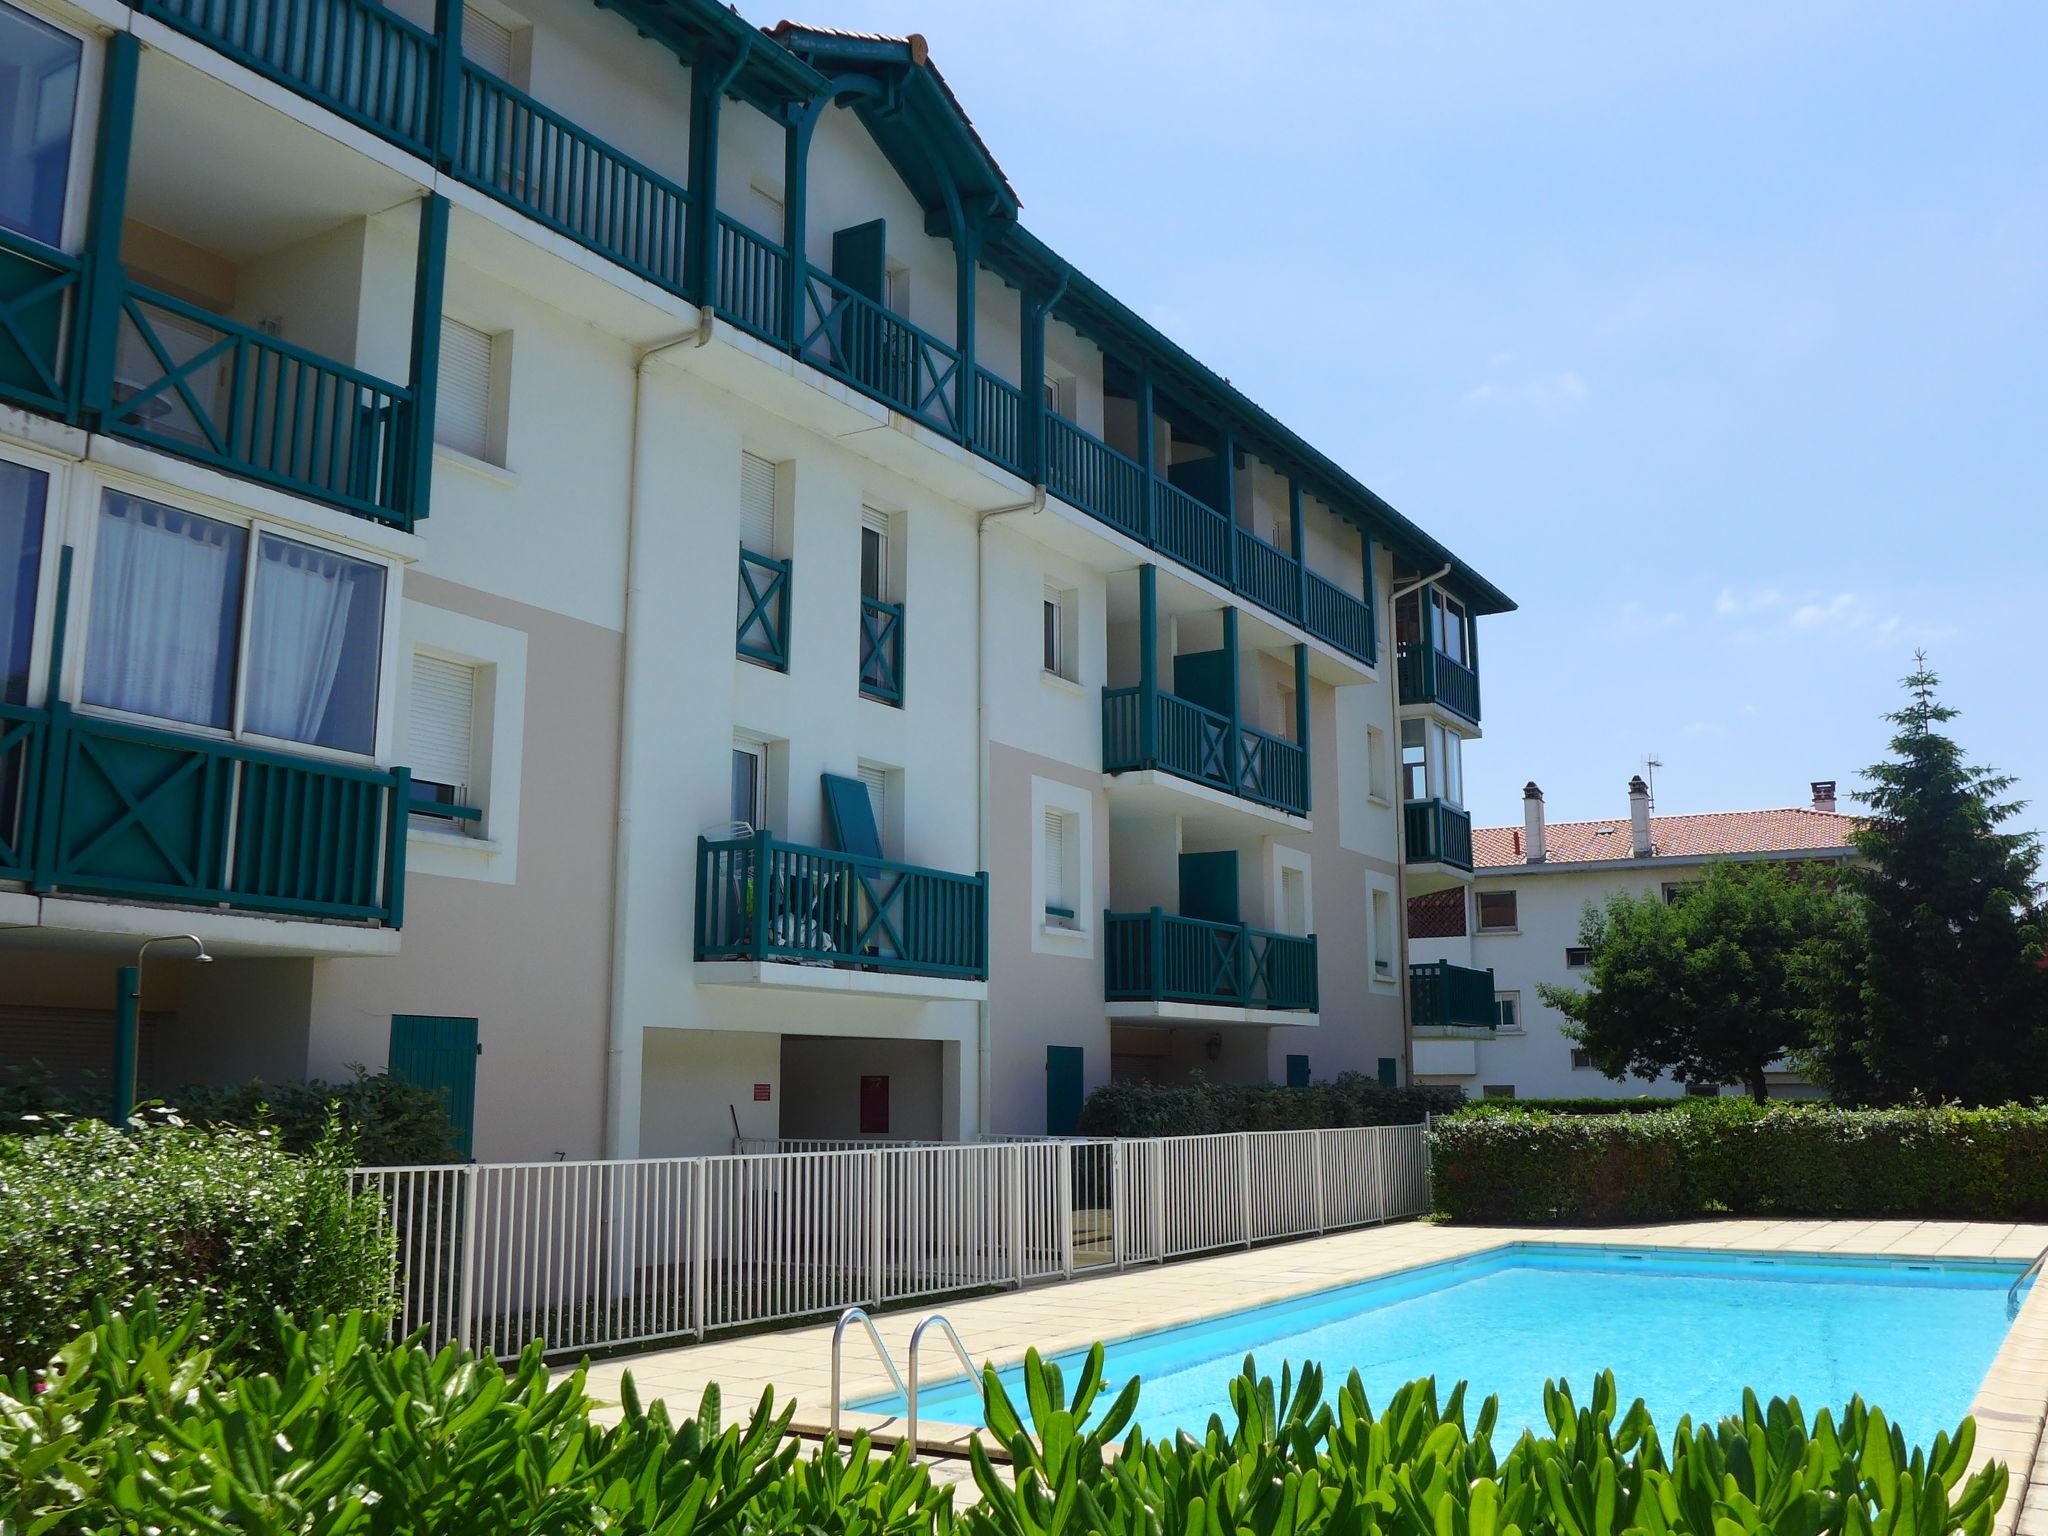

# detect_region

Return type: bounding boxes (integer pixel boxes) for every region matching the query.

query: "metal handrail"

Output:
[830,1307,908,1439]
[907,1313,978,1451]
[2009,1249,2046,1320]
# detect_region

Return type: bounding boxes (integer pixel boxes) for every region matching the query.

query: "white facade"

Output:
[0,0,1508,1158]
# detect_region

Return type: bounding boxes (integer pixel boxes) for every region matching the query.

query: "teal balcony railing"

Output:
[137,0,438,156]
[109,278,416,526]
[1101,686,1308,817]
[1104,908,1318,1012]
[0,229,84,420]
[1304,568,1372,662]
[1409,960,1497,1031]
[714,215,786,344]
[800,268,960,437]
[736,548,791,671]
[0,700,407,924]
[1151,478,1232,588]
[1404,797,1474,871]
[455,65,690,296]
[1046,414,1147,540]
[859,597,904,705]
[971,368,1026,477]
[1397,640,1481,725]
[695,832,988,981]
[1234,527,1300,625]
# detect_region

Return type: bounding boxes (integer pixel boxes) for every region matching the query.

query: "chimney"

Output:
[1628,775,1653,858]
[1523,781,1547,863]
[1811,779,1837,813]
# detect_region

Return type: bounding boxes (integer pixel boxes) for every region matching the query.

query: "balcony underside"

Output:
[1404,860,1474,897]
[1106,998,1319,1028]
[0,890,400,958]
[1102,769,1309,837]
[693,959,985,1003]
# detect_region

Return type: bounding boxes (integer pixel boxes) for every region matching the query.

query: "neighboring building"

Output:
[0,0,1508,1158]
[1407,778,1858,1099]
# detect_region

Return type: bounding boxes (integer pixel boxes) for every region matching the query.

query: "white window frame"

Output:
[400,600,526,884]
[1365,723,1391,804]
[1030,775,1094,956]
[0,0,101,257]
[738,450,780,557]
[406,649,481,830]
[1494,990,1522,1034]
[69,476,402,767]
[885,260,911,319]
[1270,846,1313,936]
[730,737,765,831]
[1367,875,1396,986]
[433,316,511,471]
[0,440,75,711]
[1475,888,1518,933]
[855,758,899,857]
[1040,806,1077,929]
[1041,582,1080,684]
[1043,369,1075,420]
[460,1,529,86]
[859,506,892,603]
[748,177,785,242]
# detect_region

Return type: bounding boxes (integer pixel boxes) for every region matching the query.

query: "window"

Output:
[407,653,479,829]
[1571,1048,1594,1071]
[435,318,498,462]
[1434,589,1468,666]
[738,451,778,555]
[1399,718,1427,801]
[1686,1081,1720,1098]
[83,493,387,754]
[1565,946,1592,968]
[0,3,81,247]
[1495,992,1521,1033]
[885,261,910,317]
[1482,1084,1516,1100]
[730,742,763,830]
[856,760,891,856]
[1370,886,1393,977]
[1366,724,1390,801]
[1042,807,1076,927]
[1280,866,1308,936]
[1429,720,1464,807]
[1042,584,1078,682]
[859,509,889,602]
[461,4,524,82]
[0,460,48,705]
[1662,881,1701,905]
[748,178,785,242]
[1042,370,1075,419]
[1476,891,1517,932]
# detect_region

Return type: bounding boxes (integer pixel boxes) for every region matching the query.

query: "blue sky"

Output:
[795,1,2044,836]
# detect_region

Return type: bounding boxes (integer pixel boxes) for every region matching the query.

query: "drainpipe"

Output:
[974,483,1048,1137]
[603,324,702,1162]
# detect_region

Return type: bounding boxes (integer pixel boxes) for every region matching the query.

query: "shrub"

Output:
[1,1301,2009,1536]
[1077,1072,1463,1137]
[0,1119,393,1375]
[0,1062,459,1164]
[1447,1093,1817,1117]
[1431,1103,2048,1222]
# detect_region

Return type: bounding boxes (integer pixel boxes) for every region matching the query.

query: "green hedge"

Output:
[1,1301,2008,1536]
[1446,1094,1812,1117]
[1,1064,460,1164]
[1077,1072,1464,1137]
[0,1119,393,1375]
[1431,1104,2048,1222]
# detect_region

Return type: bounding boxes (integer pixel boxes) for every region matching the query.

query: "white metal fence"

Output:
[355,1123,1429,1360]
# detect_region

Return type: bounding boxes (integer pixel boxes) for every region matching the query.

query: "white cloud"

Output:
[1712,588,1954,649]
[1681,720,1727,739]
[1461,361,1590,410]
[1619,599,1685,633]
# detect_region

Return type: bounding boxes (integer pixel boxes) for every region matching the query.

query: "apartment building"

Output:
[1406,778,1858,1099]
[0,0,1509,1159]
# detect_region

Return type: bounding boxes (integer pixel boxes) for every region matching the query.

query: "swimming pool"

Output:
[856,1244,2025,1443]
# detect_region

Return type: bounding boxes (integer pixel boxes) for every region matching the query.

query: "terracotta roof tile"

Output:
[1473,807,1863,870]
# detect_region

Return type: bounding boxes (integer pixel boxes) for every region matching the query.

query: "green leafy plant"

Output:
[1430,1103,2048,1223]
[0,1117,393,1375]
[1077,1072,1463,1138]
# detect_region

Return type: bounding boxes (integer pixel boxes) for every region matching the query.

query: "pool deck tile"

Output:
[568,1218,2048,1535]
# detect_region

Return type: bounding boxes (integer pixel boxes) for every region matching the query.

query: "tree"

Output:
[1802,657,2048,1104]
[1538,860,1858,1102]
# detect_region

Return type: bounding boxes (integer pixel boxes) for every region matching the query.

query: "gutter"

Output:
[603,324,702,1162]
[972,483,1048,1137]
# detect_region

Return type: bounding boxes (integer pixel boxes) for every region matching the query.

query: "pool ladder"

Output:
[829,1306,979,1450]
[2009,1247,2048,1320]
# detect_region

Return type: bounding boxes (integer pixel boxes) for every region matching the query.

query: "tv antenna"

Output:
[1644,755,1663,810]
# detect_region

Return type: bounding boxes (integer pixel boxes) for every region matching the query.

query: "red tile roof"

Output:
[1473,808,1862,869]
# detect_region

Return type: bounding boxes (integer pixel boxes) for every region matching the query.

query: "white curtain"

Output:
[244,537,361,746]
[84,495,242,727]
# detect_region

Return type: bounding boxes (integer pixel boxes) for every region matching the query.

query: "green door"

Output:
[388,1015,478,1160]
[1377,1056,1398,1088]
[1286,1053,1310,1088]
[1046,1045,1083,1136]
[1178,850,1239,924]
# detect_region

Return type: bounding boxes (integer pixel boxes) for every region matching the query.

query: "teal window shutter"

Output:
[1377,1056,1398,1088]
[388,1015,479,1160]
[831,220,887,302]
[1286,1053,1310,1088]
[821,772,882,858]
[1045,1045,1083,1136]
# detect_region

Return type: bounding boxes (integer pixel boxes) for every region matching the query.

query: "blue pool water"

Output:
[859,1245,2024,1444]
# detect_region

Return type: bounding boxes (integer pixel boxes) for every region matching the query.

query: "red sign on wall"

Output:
[753,1082,771,1102]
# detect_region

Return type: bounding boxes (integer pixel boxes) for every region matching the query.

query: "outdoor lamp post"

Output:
[110,934,212,1126]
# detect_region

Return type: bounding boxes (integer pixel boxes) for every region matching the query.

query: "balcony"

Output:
[694,832,987,995]
[1105,908,1318,1019]
[799,269,960,440]
[1404,798,1474,891]
[736,549,791,671]
[0,701,408,927]
[1101,688,1307,818]
[1397,642,1481,726]
[1409,960,1497,1034]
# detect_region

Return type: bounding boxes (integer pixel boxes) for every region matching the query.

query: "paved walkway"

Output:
[575,1218,2048,1534]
